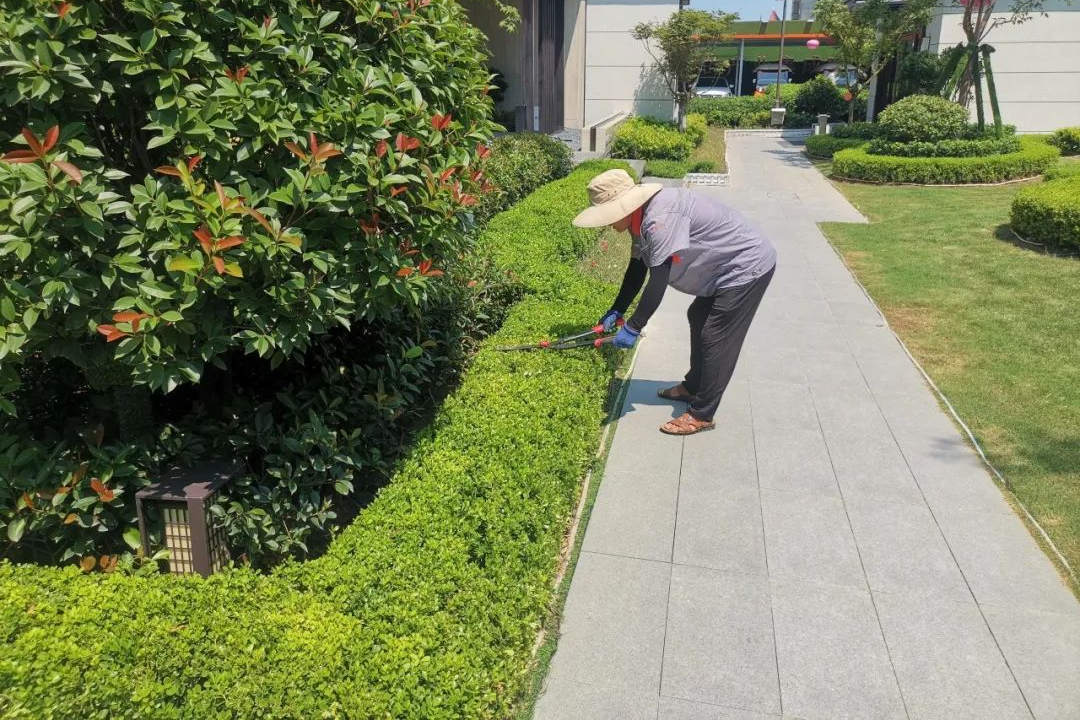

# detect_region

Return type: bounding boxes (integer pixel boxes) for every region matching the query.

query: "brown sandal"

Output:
[657,384,693,402]
[660,412,715,436]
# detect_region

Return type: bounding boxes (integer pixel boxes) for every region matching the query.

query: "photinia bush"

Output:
[0,0,497,561]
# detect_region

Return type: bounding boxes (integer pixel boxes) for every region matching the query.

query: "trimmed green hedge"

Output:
[644,159,717,177]
[1044,160,1080,181]
[832,137,1060,184]
[805,135,867,159]
[866,136,1021,158]
[610,116,694,160]
[1011,175,1080,252]
[0,162,629,719]
[831,122,883,140]
[1050,126,1080,155]
[689,84,802,127]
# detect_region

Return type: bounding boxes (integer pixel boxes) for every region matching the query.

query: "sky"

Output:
[690,0,792,21]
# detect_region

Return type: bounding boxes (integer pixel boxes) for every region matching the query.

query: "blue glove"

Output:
[599,309,622,332]
[613,324,639,349]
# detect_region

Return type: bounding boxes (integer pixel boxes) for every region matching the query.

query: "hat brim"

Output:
[572,183,664,228]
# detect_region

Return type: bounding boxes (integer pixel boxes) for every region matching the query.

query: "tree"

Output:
[815,0,937,122]
[633,10,736,130]
[937,0,1048,133]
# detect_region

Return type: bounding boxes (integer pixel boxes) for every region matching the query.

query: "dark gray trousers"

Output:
[684,266,774,422]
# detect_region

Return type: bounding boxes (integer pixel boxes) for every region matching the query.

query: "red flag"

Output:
[768,10,780,21]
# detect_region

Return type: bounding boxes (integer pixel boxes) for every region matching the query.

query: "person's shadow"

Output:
[616,378,686,420]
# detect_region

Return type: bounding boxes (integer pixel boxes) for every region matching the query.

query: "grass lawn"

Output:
[818,174,1080,590]
[645,126,727,178]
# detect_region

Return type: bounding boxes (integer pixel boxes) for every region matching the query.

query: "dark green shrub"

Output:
[877,94,968,142]
[786,111,817,128]
[1010,175,1080,252]
[833,136,1060,184]
[690,160,717,172]
[1044,161,1080,181]
[685,113,708,147]
[895,51,947,97]
[0,161,631,719]
[831,122,884,140]
[866,136,1021,157]
[0,0,497,563]
[689,84,802,127]
[794,75,847,119]
[1049,127,1080,156]
[738,110,772,128]
[962,123,1017,139]
[610,116,693,160]
[804,135,867,158]
[474,133,573,223]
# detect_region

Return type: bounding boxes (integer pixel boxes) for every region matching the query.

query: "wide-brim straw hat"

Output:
[572,169,663,228]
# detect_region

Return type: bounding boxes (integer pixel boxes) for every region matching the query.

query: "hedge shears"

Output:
[498,319,624,352]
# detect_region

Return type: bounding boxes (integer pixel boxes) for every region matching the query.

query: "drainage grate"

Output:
[684,173,729,186]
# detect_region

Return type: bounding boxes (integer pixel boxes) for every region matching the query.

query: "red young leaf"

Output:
[113,311,150,331]
[57,2,72,18]
[212,256,226,275]
[187,155,202,172]
[193,226,214,255]
[390,185,407,198]
[246,207,274,235]
[394,133,420,153]
[396,267,414,277]
[216,235,245,251]
[2,150,39,164]
[466,280,478,288]
[308,132,319,156]
[96,325,129,342]
[49,159,81,184]
[374,139,388,158]
[418,259,432,275]
[215,180,227,208]
[314,144,342,161]
[476,142,490,159]
[21,492,34,510]
[155,165,182,177]
[263,15,273,29]
[431,113,452,131]
[458,193,477,207]
[20,128,43,157]
[284,141,308,161]
[237,66,249,82]
[90,478,115,502]
[470,169,483,183]
[360,216,380,236]
[42,125,60,153]
[439,167,456,183]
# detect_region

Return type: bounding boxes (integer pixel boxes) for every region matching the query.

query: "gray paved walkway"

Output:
[534,135,1080,720]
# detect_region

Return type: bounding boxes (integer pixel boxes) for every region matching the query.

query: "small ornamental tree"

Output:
[814,0,936,122]
[633,9,735,131]
[0,0,496,562]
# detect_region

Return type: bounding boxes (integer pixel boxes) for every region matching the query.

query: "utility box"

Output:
[770,107,787,127]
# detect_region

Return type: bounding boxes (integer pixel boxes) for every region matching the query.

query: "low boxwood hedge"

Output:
[1010,174,1080,252]
[610,116,694,160]
[0,161,630,719]
[832,136,1060,184]
[805,135,867,159]
[1049,126,1080,155]
[830,122,883,140]
[644,159,717,178]
[865,136,1021,158]
[1044,160,1080,181]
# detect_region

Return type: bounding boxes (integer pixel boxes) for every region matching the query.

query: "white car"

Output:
[694,76,732,98]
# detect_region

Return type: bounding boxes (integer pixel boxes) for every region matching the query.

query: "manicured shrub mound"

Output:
[793,74,848,120]
[0,161,631,719]
[610,115,703,160]
[1010,175,1080,252]
[833,137,1060,184]
[866,136,1021,158]
[831,122,883,140]
[689,84,803,127]
[804,135,867,158]
[474,132,573,223]
[877,94,968,142]
[644,159,717,177]
[1044,161,1080,181]
[0,0,500,564]
[1050,126,1080,156]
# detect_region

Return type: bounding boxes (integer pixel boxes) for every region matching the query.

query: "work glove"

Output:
[613,324,639,349]
[598,309,622,333]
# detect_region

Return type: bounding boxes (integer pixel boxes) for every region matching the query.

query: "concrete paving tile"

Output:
[659,696,783,720]
[842,324,904,358]
[661,565,781,715]
[584,469,679,562]
[781,298,835,325]
[785,320,852,355]
[870,387,953,433]
[827,297,885,327]
[853,349,929,398]
[755,426,839,497]
[674,483,765,576]
[798,349,867,391]
[811,385,891,441]
[933,507,1079,616]
[760,489,864,589]
[535,675,659,720]
[816,279,873,306]
[873,590,1032,720]
[824,431,925,507]
[547,552,670,692]
[770,578,906,720]
[844,497,969,601]
[750,381,819,432]
[981,604,1080,720]
[745,346,807,385]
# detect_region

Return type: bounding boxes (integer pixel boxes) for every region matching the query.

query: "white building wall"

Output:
[583,0,680,126]
[928,1,1080,133]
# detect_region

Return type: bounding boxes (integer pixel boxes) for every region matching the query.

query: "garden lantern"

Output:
[806,38,820,50]
[135,462,235,577]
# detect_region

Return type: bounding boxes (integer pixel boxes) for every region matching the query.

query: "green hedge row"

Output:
[689,85,802,127]
[1010,174,1080,252]
[1044,160,1080,181]
[804,135,867,159]
[830,122,883,139]
[865,136,1020,158]
[1050,126,1080,155]
[610,114,705,161]
[0,161,629,719]
[832,137,1060,184]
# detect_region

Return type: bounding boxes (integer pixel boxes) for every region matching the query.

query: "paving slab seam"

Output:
[806,382,914,720]
[657,435,686,700]
[660,691,787,718]
[748,383,785,717]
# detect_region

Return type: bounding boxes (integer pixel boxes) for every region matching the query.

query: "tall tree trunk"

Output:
[981,45,1003,134]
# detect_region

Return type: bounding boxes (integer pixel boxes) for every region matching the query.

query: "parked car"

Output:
[694,74,732,98]
[753,63,791,92]
[819,63,858,87]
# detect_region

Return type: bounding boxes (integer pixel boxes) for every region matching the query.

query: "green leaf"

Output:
[166,256,200,273]
[123,526,142,551]
[7,516,26,543]
[320,11,341,28]
[146,132,175,150]
[404,345,423,359]
[0,297,14,322]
